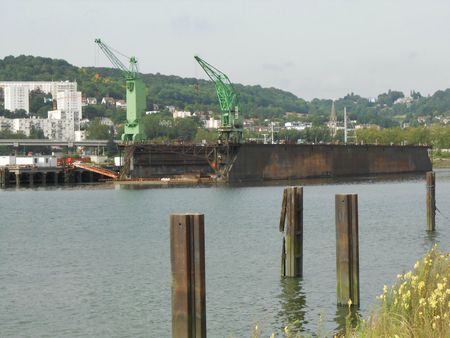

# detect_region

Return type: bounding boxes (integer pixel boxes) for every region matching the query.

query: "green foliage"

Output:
[2,55,450,129]
[142,114,200,141]
[86,118,111,139]
[355,125,450,147]
[29,89,52,117]
[29,126,46,139]
[350,246,450,338]
[194,128,219,143]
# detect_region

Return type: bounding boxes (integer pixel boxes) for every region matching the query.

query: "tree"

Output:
[29,126,46,139]
[29,89,52,115]
[86,118,110,139]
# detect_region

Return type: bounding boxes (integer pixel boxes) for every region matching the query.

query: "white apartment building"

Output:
[172,111,192,119]
[0,82,82,141]
[204,117,221,129]
[4,86,29,112]
[0,81,77,106]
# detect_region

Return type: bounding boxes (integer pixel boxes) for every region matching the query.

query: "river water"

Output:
[1,170,450,337]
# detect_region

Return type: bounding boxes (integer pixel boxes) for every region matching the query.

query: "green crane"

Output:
[194,56,243,143]
[95,38,146,141]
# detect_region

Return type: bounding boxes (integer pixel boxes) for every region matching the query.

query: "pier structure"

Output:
[0,166,106,188]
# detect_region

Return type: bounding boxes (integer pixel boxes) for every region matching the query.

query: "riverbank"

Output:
[432,157,450,168]
[258,246,450,337]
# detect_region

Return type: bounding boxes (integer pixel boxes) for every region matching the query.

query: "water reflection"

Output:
[276,277,307,334]
[423,229,439,249]
[334,305,360,334]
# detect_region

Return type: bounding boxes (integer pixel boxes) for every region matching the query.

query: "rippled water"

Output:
[1,170,450,337]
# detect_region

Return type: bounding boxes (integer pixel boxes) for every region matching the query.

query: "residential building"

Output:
[204,117,221,129]
[4,85,29,112]
[86,97,97,105]
[172,111,192,119]
[101,97,115,107]
[0,81,77,112]
[284,121,312,131]
[115,100,126,109]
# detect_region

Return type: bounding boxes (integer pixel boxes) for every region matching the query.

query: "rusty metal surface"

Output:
[170,214,206,338]
[229,144,431,182]
[128,143,431,182]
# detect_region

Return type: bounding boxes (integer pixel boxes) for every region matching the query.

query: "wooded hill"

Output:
[1,55,450,127]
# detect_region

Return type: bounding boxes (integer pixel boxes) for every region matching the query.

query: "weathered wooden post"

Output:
[426,171,436,231]
[335,194,359,307]
[279,186,303,277]
[170,213,206,338]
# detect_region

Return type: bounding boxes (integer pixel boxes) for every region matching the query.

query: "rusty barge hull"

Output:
[127,143,432,183]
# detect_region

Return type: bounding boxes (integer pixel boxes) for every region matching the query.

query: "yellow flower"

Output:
[284,326,289,334]
[437,283,444,291]
[347,298,352,307]
[419,298,426,306]
[418,281,425,290]
[432,322,436,330]
[270,333,275,338]
[414,261,420,269]
[430,299,437,308]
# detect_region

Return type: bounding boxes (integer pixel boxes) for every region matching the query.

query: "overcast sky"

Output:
[1,0,450,100]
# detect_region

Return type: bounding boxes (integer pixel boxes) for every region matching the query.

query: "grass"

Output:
[251,245,450,337]
[350,245,450,338]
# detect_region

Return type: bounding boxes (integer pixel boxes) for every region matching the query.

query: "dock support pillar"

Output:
[42,172,47,186]
[426,171,436,231]
[76,171,82,184]
[335,194,359,307]
[54,172,59,185]
[0,168,6,188]
[15,172,21,187]
[29,173,34,187]
[64,170,72,184]
[89,171,94,183]
[170,213,206,338]
[279,186,303,277]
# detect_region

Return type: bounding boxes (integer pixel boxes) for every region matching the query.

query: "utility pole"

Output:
[271,122,274,144]
[344,107,347,144]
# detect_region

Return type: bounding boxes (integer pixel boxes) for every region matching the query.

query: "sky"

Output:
[1,0,450,100]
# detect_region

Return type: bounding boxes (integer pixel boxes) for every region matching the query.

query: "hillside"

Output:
[1,55,450,127]
[0,55,308,119]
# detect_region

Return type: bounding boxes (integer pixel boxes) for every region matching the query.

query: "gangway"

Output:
[73,162,119,179]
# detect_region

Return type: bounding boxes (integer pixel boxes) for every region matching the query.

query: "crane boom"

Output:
[95,38,146,141]
[194,56,242,143]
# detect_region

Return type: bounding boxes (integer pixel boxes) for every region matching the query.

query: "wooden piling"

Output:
[170,213,206,338]
[335,194,359,307]
[15,173,20,187]
[426,171,436,231]
[279,187,303,277]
